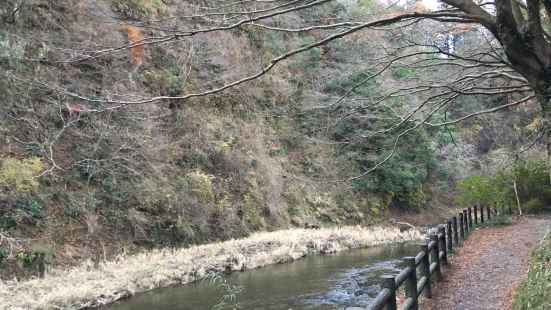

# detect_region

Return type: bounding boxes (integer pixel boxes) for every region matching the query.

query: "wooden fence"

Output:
[366,205,498,310]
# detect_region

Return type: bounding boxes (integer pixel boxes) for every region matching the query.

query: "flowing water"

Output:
[105,242,419,310]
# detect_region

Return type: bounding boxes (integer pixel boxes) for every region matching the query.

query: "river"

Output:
[104,241,419,309]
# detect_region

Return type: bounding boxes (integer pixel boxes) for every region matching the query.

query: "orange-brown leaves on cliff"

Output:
[120,24,146,66]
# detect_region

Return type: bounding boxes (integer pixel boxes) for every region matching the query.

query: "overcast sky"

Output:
[422,0,440,10]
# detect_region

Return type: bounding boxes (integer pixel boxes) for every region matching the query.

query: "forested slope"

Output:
[0,0,544,276]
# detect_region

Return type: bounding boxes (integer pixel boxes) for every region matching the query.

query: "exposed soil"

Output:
[422,216,550,310]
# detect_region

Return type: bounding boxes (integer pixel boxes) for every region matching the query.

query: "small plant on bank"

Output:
[0,157,42,192]
[513,227,551,309]
[205,271,244,310]
[476,213,512,228]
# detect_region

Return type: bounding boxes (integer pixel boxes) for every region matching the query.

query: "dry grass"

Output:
[119,24,145,66]
[0,226,421,309]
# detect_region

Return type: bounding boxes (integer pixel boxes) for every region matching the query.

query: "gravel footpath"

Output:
[422,216,550,310]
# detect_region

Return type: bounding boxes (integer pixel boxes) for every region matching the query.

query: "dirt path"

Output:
[423,217,550,310]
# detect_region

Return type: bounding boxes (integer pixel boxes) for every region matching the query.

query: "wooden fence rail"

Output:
[366,206,499,310]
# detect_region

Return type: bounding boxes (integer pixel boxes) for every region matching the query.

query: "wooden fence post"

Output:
[368,213,494,310]
[487,206,491,220]
[381,275,397,310]
[418,244,432,298]
[446,220,453,253]
[430,234,441,281]
[404,256,418,310]
[468,207,473,228]
[453,216,459,245]
[480,206,485,223]
[438,225,447,265]
[459,213,465,239]
[463,210,469,234]
[474,205,478,224]
[37,253,45,278]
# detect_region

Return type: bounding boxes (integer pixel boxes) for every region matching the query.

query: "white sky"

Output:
[422,0,441,11]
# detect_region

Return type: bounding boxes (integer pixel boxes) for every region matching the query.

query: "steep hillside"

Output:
[0,0,543,277]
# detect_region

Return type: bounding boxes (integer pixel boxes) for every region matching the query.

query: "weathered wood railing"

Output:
[366,205,498,310]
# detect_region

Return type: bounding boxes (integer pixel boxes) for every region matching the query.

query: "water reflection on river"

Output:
[105,242,419,310]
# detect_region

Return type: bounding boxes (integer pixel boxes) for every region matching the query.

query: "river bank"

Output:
[0,225,421,309]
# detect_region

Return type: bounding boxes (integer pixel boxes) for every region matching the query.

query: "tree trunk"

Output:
[543,110,551,184]
[512,180,522,215]
[533,80,551,181]
[548,137,551,185]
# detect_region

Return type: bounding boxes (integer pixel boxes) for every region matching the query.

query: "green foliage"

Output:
[139,68,183,96]
[509,159,551,205]
[348,0,381,16]
[4,0,540,277]
[457,175,504,207]
[454,95,481,112]
[239,26,286,56]
[429,161,456,192]
[134,175,174,212]
[402,188,428,210]
[309,47,322,68]
[11,249,47,278]
[205,271,244,310]
[323,70,377,96]
[391,67,414,79]
[298,36,323,69]
[484,213,512,226]
[353,147,432,207]
[0,194,45,229]
[0,157,42,192]
[110,0,168,19]
[65,191,102,219]
[264,33,285,55]
[0,248,7,262]
[186,170,215,204]
[0,31,26,71]
[213,129,235,154]
[457,158,551,213]
[342,115,435,208]
[17,195,46,224]
[97,179,130,208]
[427,112,457,147]
[325,1,347,14]
[15,251,45,269]
[522,198,544,213]
[323,85,437,209]
[513,228,551,310]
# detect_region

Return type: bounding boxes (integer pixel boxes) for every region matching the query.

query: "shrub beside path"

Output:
[422,216,550,310]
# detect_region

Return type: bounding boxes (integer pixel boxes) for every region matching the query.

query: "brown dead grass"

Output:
[0,225,421,309]
[119,24,145,66]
